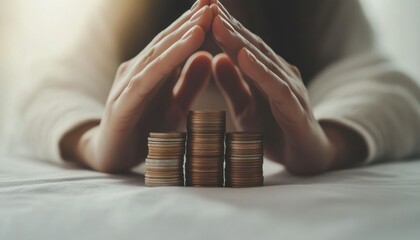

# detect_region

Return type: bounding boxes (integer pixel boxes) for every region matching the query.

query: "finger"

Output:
[159,67,182,101]
[214,2,298,79]
[212,15,288,81]
[209,3,219,16]
[212,53,252,116]
[238,48,305,125]
[137,6,213,72]
[147,0,211,48]
[212,15,306,107]
[116,26,206,125]
[173,51,212,111]
[110,6,213,103]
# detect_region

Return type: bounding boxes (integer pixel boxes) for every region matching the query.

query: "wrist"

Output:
[320,120,368,170]
[60,121,99,166]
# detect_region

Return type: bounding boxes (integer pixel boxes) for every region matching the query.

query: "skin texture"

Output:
[210,2,367,174]
[62,0,214,172]
[62,0,367,175]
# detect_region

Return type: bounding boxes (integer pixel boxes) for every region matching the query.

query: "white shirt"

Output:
[6,0,420,165]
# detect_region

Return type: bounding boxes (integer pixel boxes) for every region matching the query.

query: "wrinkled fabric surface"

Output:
[1,154,419,240]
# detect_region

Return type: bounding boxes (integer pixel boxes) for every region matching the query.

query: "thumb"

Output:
[173,51,212,111]
[212,53,252,117]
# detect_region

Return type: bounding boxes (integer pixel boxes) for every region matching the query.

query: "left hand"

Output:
[209,2,367,175]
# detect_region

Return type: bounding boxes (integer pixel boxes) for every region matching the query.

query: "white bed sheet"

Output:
[1,154,419,240]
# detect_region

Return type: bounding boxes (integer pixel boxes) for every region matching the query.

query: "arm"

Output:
[309,51,420,164]
[210,1,420,175]
[15,0,215,173]
[60,0,214,173]
[15,0,129,164]
[302,0,420,163]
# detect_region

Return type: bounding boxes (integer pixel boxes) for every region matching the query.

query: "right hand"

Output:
[62,0,214,172]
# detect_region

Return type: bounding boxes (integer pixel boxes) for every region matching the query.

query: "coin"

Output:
[185,111,225,187]
[145,114,265,188]
[225,132,264,188]
[149,132,186,138]
[145,132,185,187]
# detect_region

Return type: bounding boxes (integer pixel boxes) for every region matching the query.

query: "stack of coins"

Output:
[145,132,186,187]
[186,111,225,187]
[225,132,264,188]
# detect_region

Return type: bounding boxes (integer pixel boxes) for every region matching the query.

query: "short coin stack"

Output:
[145,132,186,187]
[225,132,264,188]
[186,111,225,187]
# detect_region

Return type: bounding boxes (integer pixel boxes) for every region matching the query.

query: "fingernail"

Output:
[220,17,235,34]
[190,6,206,22]
[182,27,196,41]
[246,49,257,63]
[190,0,200,11]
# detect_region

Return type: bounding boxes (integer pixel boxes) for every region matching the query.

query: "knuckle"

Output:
[289,64,298,71]
[256,36,268,52]
[266,59,283,78]
[116,61,129,76]
[235,19,243,30]
[243,39,253,51]
[143,47,157,65]
[234,17,246,31]
[278,80,292,94]
[172,28,183,40]
[290,64,302,78]
[266,50,276,60]
[154,55,174,78]
[126,77,137,90]
[267,60,278,72]
[126,77,149,99]
[262,62,271,75]
[154,32,166,44]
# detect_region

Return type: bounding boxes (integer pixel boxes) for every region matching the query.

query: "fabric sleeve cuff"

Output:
[313,101,377,164]
[48,110,102,164]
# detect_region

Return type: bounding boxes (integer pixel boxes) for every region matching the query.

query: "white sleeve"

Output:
[306,0,420,163]
[10,1,124,163]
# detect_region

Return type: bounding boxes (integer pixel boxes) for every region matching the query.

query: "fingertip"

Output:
[210,3,219,16]
[190,5,213,32]
[191,0,210,12]
[199,6,214,32]
[212,53,231,77]
[212,53,252,114]
[237,47,249,61]
[173,51,213,109]
[213,53,242,89]
[188,51,213,81]
[193,51,213,66]
[212,52,226,68]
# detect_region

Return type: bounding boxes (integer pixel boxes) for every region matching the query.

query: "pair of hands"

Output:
[63,0,367,174]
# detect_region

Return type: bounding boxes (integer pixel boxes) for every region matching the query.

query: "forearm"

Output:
[309,53,420,163]
[320,121,367,170]
[12,1,127,163]
[61,122,99,166]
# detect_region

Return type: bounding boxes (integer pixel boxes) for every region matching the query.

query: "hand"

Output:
[61,0,214,172]
[210,3,367,175]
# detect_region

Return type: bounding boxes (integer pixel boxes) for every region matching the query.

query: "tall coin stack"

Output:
[186,111,226,187]
[225,132,264,188]
[145,132,186,187]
